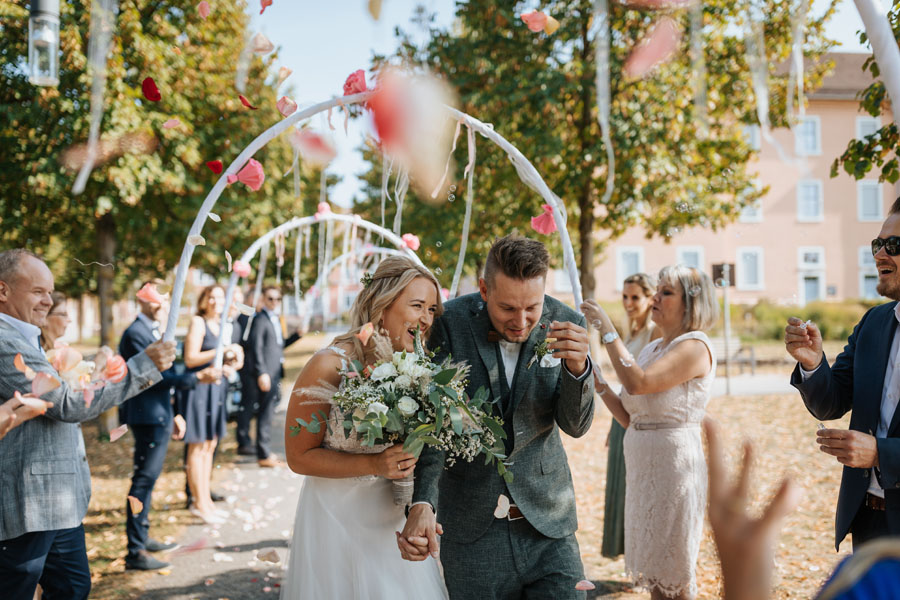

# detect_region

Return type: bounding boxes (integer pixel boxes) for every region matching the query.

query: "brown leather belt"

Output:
[866,493,886,511]
[505,505,525,521]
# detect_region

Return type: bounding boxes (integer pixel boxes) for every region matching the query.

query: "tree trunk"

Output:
[96,213,116,347]
[578,182,595,300]
[578,19,597,301]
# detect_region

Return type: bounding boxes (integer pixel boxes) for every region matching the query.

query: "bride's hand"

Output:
[372,444,417,479]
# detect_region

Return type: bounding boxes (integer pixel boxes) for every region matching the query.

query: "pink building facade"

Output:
[572,53,895,305]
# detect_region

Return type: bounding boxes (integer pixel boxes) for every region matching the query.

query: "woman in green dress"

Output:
[601,272,661,558]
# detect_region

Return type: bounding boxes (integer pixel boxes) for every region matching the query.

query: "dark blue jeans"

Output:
[126,422,172,557]
[0,524,91,600]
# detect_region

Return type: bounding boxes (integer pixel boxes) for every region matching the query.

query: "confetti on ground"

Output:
[109,424,128,442]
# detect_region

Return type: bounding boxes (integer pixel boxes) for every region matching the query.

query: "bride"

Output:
[280,256,448,599]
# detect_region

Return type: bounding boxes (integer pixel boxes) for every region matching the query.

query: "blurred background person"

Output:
[582,265,718,600]
[602,272,662,560]
[39,291,69,351]
[118,280,220,570]
[177,285,241,524]
[237,285,303,467]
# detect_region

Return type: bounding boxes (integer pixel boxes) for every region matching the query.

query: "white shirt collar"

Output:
[136,312,159,330]
[0,312,43,351]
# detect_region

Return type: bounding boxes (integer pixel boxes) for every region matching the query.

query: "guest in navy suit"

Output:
[787,198,900,551]
[119,281,220,570]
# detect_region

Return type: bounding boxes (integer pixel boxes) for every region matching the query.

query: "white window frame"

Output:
[615,247,645,290]
[796,247,826,305]
[676,246,705,271]
[736,247,765,291]
[797,180,824,223]
[795,115,822,156]
[857,180,883,222]
[552,268,573,293]
[859,245,880,300]
[739,198,763,223]
[856,116,881,140]
[797,246,825,270]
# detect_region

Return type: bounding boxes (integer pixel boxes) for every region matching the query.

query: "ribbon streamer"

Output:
[449,125,476,299]
[293,227,303,316]
[72,0,117,195]
[430,119,463,199]
[593,0,615,206]
[392,166,410,236]
[243,240,270,342]
[690,2,708,137]
[786,0,808,122]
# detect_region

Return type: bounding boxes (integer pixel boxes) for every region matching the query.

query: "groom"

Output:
[399,235,595,598]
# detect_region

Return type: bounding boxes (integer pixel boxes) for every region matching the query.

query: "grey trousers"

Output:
[441,517,587,600]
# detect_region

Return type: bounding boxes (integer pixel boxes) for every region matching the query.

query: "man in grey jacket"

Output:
[398,235,595,598]
[0,250,176,600]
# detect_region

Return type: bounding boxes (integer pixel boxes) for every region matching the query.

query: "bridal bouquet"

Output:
[291,328,511,504]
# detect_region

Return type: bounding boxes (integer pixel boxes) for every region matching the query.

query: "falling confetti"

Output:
[110,423,129,442]
[260,0,272,14]
[493,493,511,518]
[233,260,252,278]
[188,234,206,246]
[250,32,274,54]
[206,160,224,174]
[208,212,221,222]
[401,233,420,251]
[624,17,682,79]
[575,580,596,591]
[276,66,292,89]
[141,77,161,102]
[162,118,181,129]
[197,1,210,19]
[127,495,144,514]
[277,96,298,117]
[256,548,281,563]
[356,322,375,345]
[239,94,259,110]
[137,282,165,304]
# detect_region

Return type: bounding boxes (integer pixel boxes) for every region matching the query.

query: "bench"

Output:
[710,337,756,375]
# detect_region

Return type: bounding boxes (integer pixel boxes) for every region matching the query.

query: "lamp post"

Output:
[28,0,60,87]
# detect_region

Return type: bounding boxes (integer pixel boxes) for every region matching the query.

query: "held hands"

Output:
[397,503,443,562]
[704,419,802,600]
[145,340,177,372]
[172,414,186,440]
[372,444,417,480]
[196,366,222,385]
[257,373,272,393]
[783,317,823,371]
[548,320,589,376]
[817,428,879,468]
[0,399,17,439]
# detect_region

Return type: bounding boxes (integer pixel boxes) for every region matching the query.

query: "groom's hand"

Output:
[549,321,589,376]
[397,504,440,561]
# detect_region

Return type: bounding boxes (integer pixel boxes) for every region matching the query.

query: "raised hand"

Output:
[783,317,823,371]
[580,299,613,332]
[704,419,801,600]
[548,320,590,376]
[371,444,417,480]
[145,340,177,372]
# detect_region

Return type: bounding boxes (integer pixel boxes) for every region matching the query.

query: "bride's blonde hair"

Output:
[333,256,444,362]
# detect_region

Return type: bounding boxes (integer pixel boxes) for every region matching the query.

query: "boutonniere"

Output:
[527,323,561,369]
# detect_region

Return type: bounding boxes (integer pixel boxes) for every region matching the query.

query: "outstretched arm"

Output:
[553,316,595,437]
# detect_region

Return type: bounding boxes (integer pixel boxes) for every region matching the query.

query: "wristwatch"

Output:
[601,331,619,344]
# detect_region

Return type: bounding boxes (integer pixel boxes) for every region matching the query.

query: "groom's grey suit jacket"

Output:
[413,293,595,543]
[0,319,162,541]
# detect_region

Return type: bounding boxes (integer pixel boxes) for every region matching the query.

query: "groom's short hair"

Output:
[483,235,550,287]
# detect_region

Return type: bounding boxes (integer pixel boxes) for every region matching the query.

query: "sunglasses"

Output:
[872,236,900,257]
[265,295,282,301]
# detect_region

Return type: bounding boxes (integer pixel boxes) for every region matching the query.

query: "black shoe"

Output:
[145,539,179,553]
[211,491,225,502]
[237,446,256,456]
[125,551,171,571]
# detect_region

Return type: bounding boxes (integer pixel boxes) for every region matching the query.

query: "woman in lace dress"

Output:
[582,265,718,600]
[281,256,448,599]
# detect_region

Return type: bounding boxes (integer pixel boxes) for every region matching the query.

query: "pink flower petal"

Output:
[141,77,162,102]
[206,160,223,174]
[83,386,94,408]
[276,96,297,117]
[289,130,336,168]
[401,233,420,251]
[46,345,83,373]
[127,495,144,514]
[14,353,36,381]
[260,0,272,14]
[521,11,548,33]
[250,32,274,55]
[276,66,292,89]
[197,1,210,19]
[137,283,166,304]
[15,391,50,413]
[544,15,560,35]
[343,69,367,96]
[172,538,207,554]
[31,372,61,397]
[163,118,181,129]
[531,204,557,235]
[109,424,129,442]
[575,580,596,591]
[239,94,258,110]
[233,260,252,278]
[356,322,375,345]
[624,17,682,79]
[441,288,450,300]
[228,159,265,191]
[104,355,128,383]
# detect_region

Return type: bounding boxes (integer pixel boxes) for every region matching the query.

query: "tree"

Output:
[831,0,900,184]
[357,0,836,298]
[0,0,305,343]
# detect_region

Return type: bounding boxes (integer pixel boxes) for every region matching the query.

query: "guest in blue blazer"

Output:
[118,281,220,570]
[787,199,900,551]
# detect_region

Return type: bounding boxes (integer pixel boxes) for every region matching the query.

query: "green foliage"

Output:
[0,0,321,300]
[726,299,876,341]
[355,0,836,295]
[831,0,900,184]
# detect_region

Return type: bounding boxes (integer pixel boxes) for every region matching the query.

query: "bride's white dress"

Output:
[280,349,448,599]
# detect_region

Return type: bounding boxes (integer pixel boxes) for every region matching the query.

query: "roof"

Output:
[809,52,873,100]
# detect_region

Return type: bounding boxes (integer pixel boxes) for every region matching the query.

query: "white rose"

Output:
[394,353,418,376]
[366,401,389,416]
[407,363,431,379]
[369,362,397,381]
[397,396,419,417]
[393,374,412,390]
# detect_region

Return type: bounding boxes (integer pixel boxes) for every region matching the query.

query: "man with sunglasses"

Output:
[785,199,900,551]
[237,285,304,467]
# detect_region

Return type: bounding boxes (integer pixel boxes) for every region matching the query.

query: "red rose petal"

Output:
[260,0,272,14]
[206,160,224,174]
[239,95,258,110]
[141,77,162,102]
